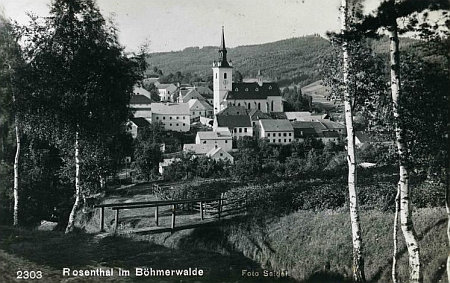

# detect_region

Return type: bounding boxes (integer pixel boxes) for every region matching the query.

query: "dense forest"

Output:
[145,35,419,87]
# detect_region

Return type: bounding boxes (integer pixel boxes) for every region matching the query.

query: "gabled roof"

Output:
[183,144,214,155]
[248,109,271,121]
[260,119,293,132]
[130,94,153,105]
[216,115,252,128]
[355,131,371,143]
[133,86,151,98]
[143,77,160,85]
[318,119,345,130]
[189,99,213,111]
[130,117,151,128]
[157,83,177,90]
[182,89,206,103]
[206,146,233,160]
[322,131,340,138]
[195,86,213,96]
[225,82,281,100]
[216,106,248,116]
[151,103,189,115]
[197,131,232,140]
[285,111,312,121]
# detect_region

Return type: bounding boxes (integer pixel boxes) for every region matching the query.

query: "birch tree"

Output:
[0,15,23,226]
[19,0,141,233]
[357,1,450,282]
[341,0,365,281]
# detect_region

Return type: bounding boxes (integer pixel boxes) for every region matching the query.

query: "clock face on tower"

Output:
[223,80,228,85]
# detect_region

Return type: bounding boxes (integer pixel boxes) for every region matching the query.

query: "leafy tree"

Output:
[0,14,23,226]
[18,0,142,233]
[133,122,164,181]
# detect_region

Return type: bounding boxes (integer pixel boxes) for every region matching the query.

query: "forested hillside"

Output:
[145,35,419,87]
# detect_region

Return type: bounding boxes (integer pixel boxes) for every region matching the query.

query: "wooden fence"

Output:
[93,193,246,234]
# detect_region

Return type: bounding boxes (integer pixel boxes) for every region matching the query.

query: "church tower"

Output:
[213,27,233,114]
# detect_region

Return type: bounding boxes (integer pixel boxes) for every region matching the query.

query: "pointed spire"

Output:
[217,26,230,68]
[220,26,226,51]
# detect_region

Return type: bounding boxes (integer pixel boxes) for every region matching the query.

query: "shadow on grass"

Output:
[0,225,282,282]
[369,217,447,283]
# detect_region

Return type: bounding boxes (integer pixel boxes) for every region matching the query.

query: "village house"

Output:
[195,130,233,152]
[151,103,190,132]
[157,83,178,102]
[178,88,206,103]
[259,119,294,145]
[189,99,214,120]
[292,121,341,144]
[206,146,234,163]
[130,94,152,118]
[128,117,151,138]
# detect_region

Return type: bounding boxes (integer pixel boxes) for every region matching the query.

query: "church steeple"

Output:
[217,26,231,68]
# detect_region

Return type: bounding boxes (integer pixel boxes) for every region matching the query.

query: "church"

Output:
[212,28,283,115]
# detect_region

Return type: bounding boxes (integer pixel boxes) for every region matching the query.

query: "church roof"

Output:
[216,106,248,116]
[225,82,281,100]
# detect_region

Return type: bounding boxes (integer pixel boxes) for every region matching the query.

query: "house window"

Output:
[176,123,179,126]
[278,133,281,137]
[284,139,286,143]
[267,133,270,137]
[239,128,242,133]
[170,123,172,126]
[272,139,275,143]
[156,117,159,120]
[289,133,292,136]
[279,139,281,143]
[163,117,166,120]
[234,129,237,133]
[225,140,228,143]
[220,153,223,156]
[170,116,172,120]
[183,117,185,119]
[193,111,195,115]
[283,133,286,137]
[244,128,247,133]
[176,116,179,119]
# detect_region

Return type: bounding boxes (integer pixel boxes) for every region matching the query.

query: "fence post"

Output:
[155,206,159,226]
[114,209,119,232]
[200,201,204,221]
[171,204,176,232]
[100,207,105,232]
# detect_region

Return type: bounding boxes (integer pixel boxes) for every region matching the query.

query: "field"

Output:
[0,179,448,283]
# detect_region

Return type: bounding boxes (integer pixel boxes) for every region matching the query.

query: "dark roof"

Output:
[216,115,252,128]
[217,106,249,116]
[130,117,150,127]
[225,82,281,100]
[130,94,153,104]
[292,121,321,139]
[248,109,271,121]
[322,131,340,138]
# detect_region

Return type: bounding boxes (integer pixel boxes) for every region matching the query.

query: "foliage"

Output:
[132,122,164,181]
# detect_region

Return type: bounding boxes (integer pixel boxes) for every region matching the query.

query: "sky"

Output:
[1,0,381,53]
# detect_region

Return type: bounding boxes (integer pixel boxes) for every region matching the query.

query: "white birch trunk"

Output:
[389,24,422,283]
[446,169,450,283]
[392,184,400,283]
[341,1,365,281]
[65,131,82,233]
[13,115,20,226]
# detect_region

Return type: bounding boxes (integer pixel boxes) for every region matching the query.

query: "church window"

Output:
[220,153,223,156]
[245,88,248,91]
[255,88,259,91]
[269,86,272,90]
[216,73,218,79]
[271,101,274,111]
[248,103,251,109]
[258,103,261,110]
[235,88,238,91]
[224,73,227,79]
